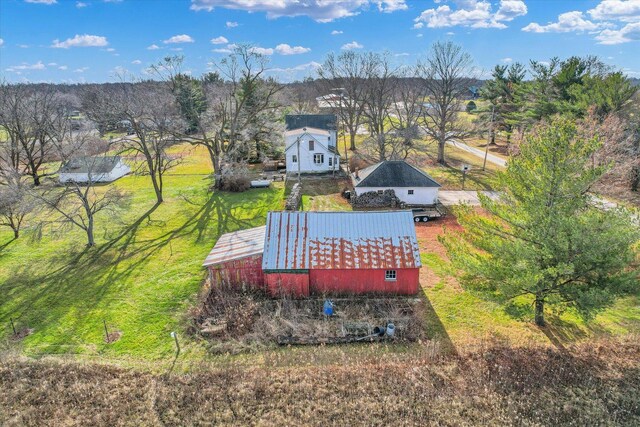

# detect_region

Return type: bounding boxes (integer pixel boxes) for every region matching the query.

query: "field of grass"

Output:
[0,145,284,360]
[0,141,637,369]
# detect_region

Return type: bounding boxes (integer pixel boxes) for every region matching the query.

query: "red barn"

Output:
[262,211,421,297]
[202,226,265,290]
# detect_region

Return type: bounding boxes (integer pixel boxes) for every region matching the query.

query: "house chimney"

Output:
[355,168,359,180]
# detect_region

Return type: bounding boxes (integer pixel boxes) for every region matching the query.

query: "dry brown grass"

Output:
[1,337,638,426]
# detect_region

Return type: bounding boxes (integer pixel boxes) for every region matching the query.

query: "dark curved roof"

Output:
[59,156,122,174]
[285,114,337,131]
[353,161,441,188]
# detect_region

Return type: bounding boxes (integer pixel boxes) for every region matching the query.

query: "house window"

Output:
[309,140,314,151]
[385,270,397,281]
[292,155,297,163]
[314,153,324,165]
[328,157,333,167]
[408,189,414,195]
[377,190,384,194]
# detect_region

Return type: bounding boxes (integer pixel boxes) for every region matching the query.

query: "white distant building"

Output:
[58,156,130,183]
[351,160,441,206]
[284,115,340,174]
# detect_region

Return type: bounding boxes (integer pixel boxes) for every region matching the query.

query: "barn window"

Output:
[292,155,297,163]
[314,153,324,165]
[385,270,397,281]
[408,189,414,195]
[309,140,315,151]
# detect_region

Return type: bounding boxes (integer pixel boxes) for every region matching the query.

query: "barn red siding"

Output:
[264,272,310,297]
[309,268,419,295]
[208,255,264,290]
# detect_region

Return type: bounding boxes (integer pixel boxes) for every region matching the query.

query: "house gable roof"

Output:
[285,114,337,131]
[59,156,122,175]
[352,161,441,188]
[263,211,421,270]
[284,131,339,156]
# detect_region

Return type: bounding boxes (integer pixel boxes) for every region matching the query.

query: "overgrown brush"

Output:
[2,337,638,426]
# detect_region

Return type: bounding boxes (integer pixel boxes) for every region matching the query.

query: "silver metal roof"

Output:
[263,211,421,270]
[203,226,265,267]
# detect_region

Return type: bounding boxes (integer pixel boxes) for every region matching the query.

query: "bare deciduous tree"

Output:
[83,82,183,204]
[0,83,63,185]
[317,51,369,151]
[35,132,125,247]
[418,42,475,164]
[0,169,34,239]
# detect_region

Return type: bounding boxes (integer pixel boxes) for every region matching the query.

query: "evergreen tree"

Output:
[441,118,639,326]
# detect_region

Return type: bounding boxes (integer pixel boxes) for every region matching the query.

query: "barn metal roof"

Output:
[203,226,265,267]
[263,211,421,271]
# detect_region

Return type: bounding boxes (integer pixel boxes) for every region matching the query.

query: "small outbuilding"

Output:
[202,211,422,297]
[262,211,421,297]
[203,226,266,289]
[352,160,441,206]
[58,156,130,184]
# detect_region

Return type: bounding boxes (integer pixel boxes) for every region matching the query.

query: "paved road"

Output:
[439,190,500,206]
[446,140,507,168]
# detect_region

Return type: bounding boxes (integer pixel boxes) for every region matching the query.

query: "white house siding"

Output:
[285,132,340,174]
[59,160,130,183]
[354,186,439,205]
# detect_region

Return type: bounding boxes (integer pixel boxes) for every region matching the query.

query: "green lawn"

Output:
[0,145,284,360]
[1,142,637,366]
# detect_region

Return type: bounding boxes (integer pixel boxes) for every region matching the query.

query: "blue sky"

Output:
[1,0,639,83]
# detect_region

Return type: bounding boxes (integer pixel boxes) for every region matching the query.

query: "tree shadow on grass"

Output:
[0,190,275,354]
[421,292,458,357]
[442,163,494,191]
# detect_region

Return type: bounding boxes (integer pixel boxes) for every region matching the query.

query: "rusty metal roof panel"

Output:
[203,226,266,267]
[263,211,421,270]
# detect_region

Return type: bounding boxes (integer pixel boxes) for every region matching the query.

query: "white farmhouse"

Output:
[58,156,130,184]
[351,160,441,206]
[284,114,340,174]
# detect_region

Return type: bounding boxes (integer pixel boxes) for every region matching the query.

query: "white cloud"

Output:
[414,0,527,29]
[48,62,57,66]
[275,43,311,55]
[331,30,344,35]
[213,48,233,53]
[377,0,408,13]
[191,0,407,22]
[522,11,607,33]
[105,47,116,52]
[341,41,363,49]
[0,39,3,47]
[6,61,46,72]
[446,31,455,35]
[74,67,89,73]
[394,52,410,56]
[147,44,160,50]
[76,1,87,7]
[25,0,57,4]
[588,0,640,23]
[265,61,321,82]
[131,59,142,64]
[51,34,108,48]
[502,57,513,63]
[163,34,194,44]
[58,65,68,70]
[210,36,228,44]
[226,21,238,28]
[250,46,274,55]
[170,47,184,51]
[18,44,30,48]
[596,21,640,44]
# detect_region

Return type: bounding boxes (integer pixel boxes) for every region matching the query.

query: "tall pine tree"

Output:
[441,117,639,326]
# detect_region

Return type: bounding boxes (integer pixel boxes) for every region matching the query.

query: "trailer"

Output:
[410,204,448,222]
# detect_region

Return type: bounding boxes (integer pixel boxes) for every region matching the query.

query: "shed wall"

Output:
[354,187,439,205]
[208,255,264,289]
[309,268,419,295]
